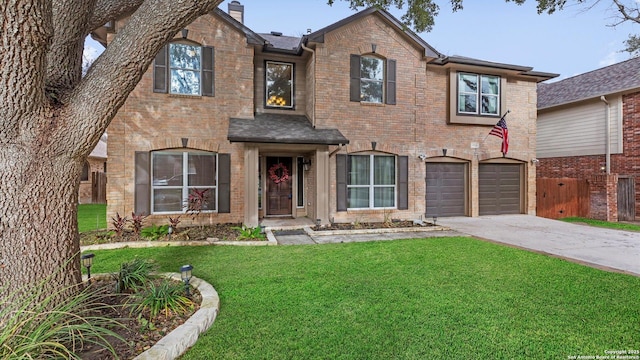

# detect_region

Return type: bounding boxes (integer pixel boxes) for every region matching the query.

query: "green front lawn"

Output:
[561,217,640,232]
[87,237,640,359]
[78,203,107,232]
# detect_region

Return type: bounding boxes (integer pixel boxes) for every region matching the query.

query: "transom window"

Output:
[360,56,384,103]
[265,61,293,108]
[347,155,396,209]
[458,73,500,116]
[151,151,217,213]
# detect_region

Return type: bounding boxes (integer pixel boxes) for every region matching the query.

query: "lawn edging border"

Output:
[133,273,219,360]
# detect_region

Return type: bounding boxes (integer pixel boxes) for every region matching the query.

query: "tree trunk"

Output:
[0,136,83,300]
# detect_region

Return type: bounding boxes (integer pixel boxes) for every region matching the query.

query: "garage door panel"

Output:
[426,163,466,217]
[479,164,522,215]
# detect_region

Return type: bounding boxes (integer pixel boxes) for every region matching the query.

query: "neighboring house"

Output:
[537,57,640,221]
[79,133,107,204]
[94,2,555,228]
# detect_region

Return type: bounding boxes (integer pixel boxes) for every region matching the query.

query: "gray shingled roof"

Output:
[260,33,302,52]
[227,114,349,145]
[538,57,640,109]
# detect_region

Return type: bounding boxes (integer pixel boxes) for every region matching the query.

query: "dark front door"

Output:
[266,157,292,216]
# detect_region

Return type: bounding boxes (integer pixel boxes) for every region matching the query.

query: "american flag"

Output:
[489,115,509,155]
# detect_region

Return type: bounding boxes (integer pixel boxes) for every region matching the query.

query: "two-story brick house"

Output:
[96,2,555,228]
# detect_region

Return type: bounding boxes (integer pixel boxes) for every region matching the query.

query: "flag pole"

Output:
[482,109,510,143]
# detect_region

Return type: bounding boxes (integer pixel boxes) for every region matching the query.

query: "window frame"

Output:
[150,150,218,214]
[168,43,203,96]
[456,72,501,117]
[359,55,385,104]
[265,60,294,109]
[346,154,397,210]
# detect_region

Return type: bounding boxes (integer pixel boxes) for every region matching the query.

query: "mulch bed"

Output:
[76,277,201,360]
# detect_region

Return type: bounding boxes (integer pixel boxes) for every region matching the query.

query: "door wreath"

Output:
[268,163,290,184]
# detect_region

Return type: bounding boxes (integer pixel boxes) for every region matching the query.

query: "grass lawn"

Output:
[86,237,640,359]
[78,203,107,232]
[561,217,640,232]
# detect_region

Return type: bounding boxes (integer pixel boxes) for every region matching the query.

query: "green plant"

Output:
[141,224,170,240]
[0,281,124,359]
[129,280,194,320]
[111,212,128,236]
[231,224,266,240]
[114,257,156,293]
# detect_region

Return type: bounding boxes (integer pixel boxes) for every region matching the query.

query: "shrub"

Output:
[129,280,194,321]
[231,224,266,240]
[114,258,156,293]
[0,282,124,359]
[111,212,128,236]
[130,212,148,235]
[141,224,170,240]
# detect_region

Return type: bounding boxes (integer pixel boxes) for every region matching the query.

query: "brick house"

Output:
[537,57,640,221]
[79,133,107,204]
[95,2,555,228]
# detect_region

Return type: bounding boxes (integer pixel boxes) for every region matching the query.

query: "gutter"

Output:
[301,40,316,128]
[600,96,611,174]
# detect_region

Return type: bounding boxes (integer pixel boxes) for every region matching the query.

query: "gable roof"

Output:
[305,7,440,59]
[538,56,640,110]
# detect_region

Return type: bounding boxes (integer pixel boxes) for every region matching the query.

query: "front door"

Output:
[266,157,292,216]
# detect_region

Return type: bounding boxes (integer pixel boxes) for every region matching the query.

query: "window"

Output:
[350,55,396,104]
[347,155,396,209]
[265,61,293,108]
[154,43,214,96]
[360,56,384,103]
[151,151,217,213]
[297,157,304,207]
[457,73,500,116]
[81,161,90,181]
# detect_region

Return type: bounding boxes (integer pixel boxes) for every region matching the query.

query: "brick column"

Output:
[589,174,618,221]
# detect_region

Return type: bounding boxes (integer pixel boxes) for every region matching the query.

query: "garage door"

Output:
[426,163,466,217]
[479,164,522,215]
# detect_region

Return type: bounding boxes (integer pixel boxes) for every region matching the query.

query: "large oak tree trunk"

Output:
[0,0,223,303]
[0,142,84,298]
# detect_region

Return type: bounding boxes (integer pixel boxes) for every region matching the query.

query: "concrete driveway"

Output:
[438,215,640,276]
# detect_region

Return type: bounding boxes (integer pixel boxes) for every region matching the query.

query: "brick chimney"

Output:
[228,1,244,24]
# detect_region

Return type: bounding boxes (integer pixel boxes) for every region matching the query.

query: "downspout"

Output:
[301,41,316,128]
[600,96,611,174]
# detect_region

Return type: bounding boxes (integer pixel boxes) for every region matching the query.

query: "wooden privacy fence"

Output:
[537,178,589,219]
[92,172,107,204]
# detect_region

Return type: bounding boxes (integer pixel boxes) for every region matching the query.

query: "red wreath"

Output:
[269,163,290,184]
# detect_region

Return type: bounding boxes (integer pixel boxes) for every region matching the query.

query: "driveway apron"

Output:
[438,215,640,276]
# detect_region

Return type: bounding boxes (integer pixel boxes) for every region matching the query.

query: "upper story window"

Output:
[457,73,500,116]
[347,154,396,209]
[265,61,293,108]
[350,54,396,105]
[153,42,214,96]
[151,150,217,214]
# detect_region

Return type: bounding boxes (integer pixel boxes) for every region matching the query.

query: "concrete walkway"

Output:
[438,215,640,276]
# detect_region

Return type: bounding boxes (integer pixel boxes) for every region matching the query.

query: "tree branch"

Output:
[87,0,145,32]
[62,0,224,157]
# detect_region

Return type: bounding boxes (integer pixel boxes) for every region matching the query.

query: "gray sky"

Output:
[85,0,639,82]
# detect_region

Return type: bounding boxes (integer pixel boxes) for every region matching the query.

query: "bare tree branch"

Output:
[87,0,145,32]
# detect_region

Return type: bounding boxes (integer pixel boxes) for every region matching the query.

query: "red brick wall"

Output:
[537,90,640,218]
